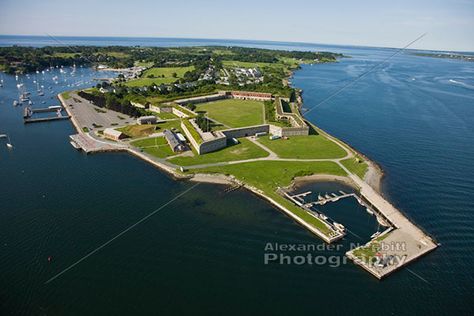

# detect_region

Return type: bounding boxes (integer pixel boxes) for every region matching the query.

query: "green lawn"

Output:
[125,66,194,87]
[130,137,175,158]
[341,157,368,179]
[157,112,178,120]
[169,138,269,166]
[61,91,71,100]
[258,135,347,159]
[196,99,265,128]
[117,124,158,138]
[188,160,346,235]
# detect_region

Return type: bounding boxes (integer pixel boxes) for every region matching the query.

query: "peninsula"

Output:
[5,45,437,279]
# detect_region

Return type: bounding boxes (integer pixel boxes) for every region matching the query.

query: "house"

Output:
[163,129,186,152]
[103,128,125,141]
[131,101,146,109]
[136,116,157,125]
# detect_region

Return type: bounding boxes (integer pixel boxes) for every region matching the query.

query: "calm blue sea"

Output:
[0,36,472,315]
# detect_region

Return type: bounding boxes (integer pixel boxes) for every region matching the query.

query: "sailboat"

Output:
[0,134,13,148]
[37,80,44,96]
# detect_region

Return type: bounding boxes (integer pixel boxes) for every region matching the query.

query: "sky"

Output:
[0,0,473,51]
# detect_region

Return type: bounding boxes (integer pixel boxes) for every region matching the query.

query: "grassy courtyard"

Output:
[130,137,175,158]
[196,99,265,128]
[169,138,269,166]
[125,66,194,87]
[258,135,347,159]
[118,121,182,138]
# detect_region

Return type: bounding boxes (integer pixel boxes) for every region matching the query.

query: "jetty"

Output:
[23,106,70,123]
[69,133,126,153]
[345,175,438,279]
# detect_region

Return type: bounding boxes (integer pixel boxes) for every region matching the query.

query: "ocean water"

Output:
[0,36,472,315]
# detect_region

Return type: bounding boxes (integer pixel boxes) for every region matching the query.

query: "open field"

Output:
[188,160,346,235]
[196,99,265,128]
[341,157,368,179]
[125,66,194,87]
[156,112,178,120]
[117,124,158,138]
[258,135,347,159]
[130,137,175,158]
[169,138,269,166]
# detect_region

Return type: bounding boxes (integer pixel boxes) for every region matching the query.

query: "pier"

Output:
[23,106,70,123]
[283,190,346,243]
[69,133,126,153]
[345,175,438,279]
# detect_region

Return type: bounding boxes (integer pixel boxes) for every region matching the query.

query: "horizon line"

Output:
[0,34,472,54]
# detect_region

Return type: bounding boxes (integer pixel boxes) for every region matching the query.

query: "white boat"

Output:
[70,141,81,150]
[13,100,19,106]
[366,207,374,215]
[371,231,381,239]
[6,143,13,149]
[320,214,328,220]
[334,223,346,232]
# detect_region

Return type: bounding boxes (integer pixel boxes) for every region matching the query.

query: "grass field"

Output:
[125,66,194,87]
[196,99,265,128]
[117,124,158,138]
[341,157,368,179]
[169,138,269,166]
[258,135,347,159]
[130,137,175,158]
[118,121,182,138]
[188,160,346,235]
[157,112,178,120]
[61,91,71,100]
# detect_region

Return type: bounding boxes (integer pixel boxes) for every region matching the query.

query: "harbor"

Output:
[283,177,437,279]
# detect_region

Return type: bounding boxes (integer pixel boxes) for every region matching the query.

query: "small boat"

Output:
[6,143,13,149]
[318,194,323,201]
[366,207,374,215]
[320,214,328,220]
[371,231,381,239]
[331,193,338,197]
[325,194,331,199]
[13,100,19,106]
[70,140,81,150]
[334,222,346,232]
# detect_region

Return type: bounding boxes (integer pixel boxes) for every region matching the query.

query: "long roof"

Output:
[163,129,181,148]
[103,128,123,137]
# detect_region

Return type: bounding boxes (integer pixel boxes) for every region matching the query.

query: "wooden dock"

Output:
[24,116,70,123]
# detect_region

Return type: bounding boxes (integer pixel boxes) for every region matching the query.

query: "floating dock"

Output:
[283,190,346,243]
[23,106,70,123]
